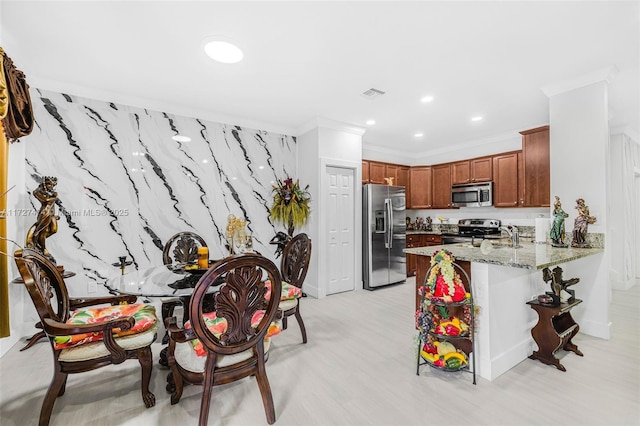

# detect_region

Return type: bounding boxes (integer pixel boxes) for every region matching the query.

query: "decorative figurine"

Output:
[25,176,59,262]
[571,198,596,248]
[406,217,414,230]
[549,196,569,247]
[426,216,433,231]
[416,217,425,231]
[542,266,580,305]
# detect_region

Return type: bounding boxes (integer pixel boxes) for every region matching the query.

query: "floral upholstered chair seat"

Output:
[174,311,281,373]
[53,303,158,362]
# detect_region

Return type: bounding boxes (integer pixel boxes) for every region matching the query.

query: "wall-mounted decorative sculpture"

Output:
[25,176,59,263]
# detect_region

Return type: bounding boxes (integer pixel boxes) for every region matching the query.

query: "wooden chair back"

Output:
[14,248,71,327]
[280,233,312,288]
[189,254,282,356]
[163,231,207,265]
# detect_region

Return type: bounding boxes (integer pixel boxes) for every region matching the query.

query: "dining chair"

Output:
[13,248,158,426]
[278,233,311,343]
[161,231,208,336]
[166,254,282,425]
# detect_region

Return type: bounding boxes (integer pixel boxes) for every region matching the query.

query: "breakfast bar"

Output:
[405,241,604,381]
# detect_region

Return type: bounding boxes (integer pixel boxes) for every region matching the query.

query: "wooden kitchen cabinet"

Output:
[431,164,453,208]
[409,166,432,209]
[362,160,370,183]
[521,126,550,207]
[470,157,493,182]
[451,160,471,185]
[406,234,442,276]
[368,161,387,184]
[492,151,520,207]
[452,157,493,185]
[397,166,410,204]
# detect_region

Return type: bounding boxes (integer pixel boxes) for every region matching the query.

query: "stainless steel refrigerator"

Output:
[363,184,406,290]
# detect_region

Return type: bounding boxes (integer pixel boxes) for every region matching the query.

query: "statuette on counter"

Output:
[571,198,596,248]
[549,196,568,248]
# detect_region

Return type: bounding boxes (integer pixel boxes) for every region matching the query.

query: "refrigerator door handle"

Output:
[385,198,393,248]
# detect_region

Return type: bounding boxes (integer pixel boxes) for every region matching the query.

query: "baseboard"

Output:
[580,319,611,340]
[486,338,533,381]
[612,277,636,291]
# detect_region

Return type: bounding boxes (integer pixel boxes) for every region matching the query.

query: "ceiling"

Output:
[1,1,638,156]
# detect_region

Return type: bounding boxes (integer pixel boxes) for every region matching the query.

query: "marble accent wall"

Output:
[23,89,297,287]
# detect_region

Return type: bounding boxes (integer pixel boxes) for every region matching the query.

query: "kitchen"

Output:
[0,1,638,424]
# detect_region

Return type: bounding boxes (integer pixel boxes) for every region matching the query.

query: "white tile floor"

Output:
[1,278,638,425]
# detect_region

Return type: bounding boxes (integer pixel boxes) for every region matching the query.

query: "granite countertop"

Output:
[403,241,604,270]
[406,230,442,235]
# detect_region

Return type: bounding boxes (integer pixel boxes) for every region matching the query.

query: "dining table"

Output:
[105,261,223,366]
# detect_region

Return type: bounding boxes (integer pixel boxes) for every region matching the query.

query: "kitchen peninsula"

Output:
[405,240,604,381]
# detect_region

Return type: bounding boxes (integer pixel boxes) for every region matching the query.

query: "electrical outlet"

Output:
[87,280,97,293]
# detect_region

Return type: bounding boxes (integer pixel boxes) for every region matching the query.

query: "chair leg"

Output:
[138,346,156,408]
[40,366,67,426]
[255,347,276,424]
[198,355,217,426]
[294,307,308,344]
[282,316,288,330]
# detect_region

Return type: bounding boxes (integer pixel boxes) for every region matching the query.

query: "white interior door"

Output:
[326,166,355,295]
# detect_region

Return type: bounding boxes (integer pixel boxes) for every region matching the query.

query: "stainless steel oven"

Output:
[442,219,501,245]
[451,182,493,207]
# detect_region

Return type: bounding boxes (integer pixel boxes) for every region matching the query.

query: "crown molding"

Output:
[296,117,366,137]
[541,66,619,98]
[30,77,297,137]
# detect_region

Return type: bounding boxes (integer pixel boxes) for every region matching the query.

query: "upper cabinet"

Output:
[362,160,370,184]
[397,166,410,203]
[368,161,387,184]
[520,126,550,207]
[409,166,432,209]
[451,157,493,185]
[492,151,521,207]
[431,164,452,209]
[363,125,549,209]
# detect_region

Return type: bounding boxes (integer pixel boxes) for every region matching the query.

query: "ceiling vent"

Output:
[361,88,386,100]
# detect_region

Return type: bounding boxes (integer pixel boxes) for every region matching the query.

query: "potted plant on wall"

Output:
[269,177,311,237]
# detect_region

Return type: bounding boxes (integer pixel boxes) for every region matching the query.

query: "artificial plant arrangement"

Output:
[269,177,311,236]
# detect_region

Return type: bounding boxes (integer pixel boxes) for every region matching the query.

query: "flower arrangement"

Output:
[269,177,311,236]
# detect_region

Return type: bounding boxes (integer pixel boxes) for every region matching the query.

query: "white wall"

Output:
[548,80,611,339]
[297,119,364,298]
[609,131,640,289]
[0,139,27,357]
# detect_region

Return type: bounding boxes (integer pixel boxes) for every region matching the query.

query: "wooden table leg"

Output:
[20,330,46,351]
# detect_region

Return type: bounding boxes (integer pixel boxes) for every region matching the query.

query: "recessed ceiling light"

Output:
[202,159,209,164]
[172,135,191,142]
[421,96,434,103]
[471,116,483,122]
[414,133,424,138]
[258,165,265,170]
[204,40,243,64]
[366,119,376,126]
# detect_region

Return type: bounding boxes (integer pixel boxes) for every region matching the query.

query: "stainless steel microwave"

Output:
[451,182,493,207]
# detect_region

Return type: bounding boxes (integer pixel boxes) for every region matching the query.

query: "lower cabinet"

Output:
[406,234,442,276]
